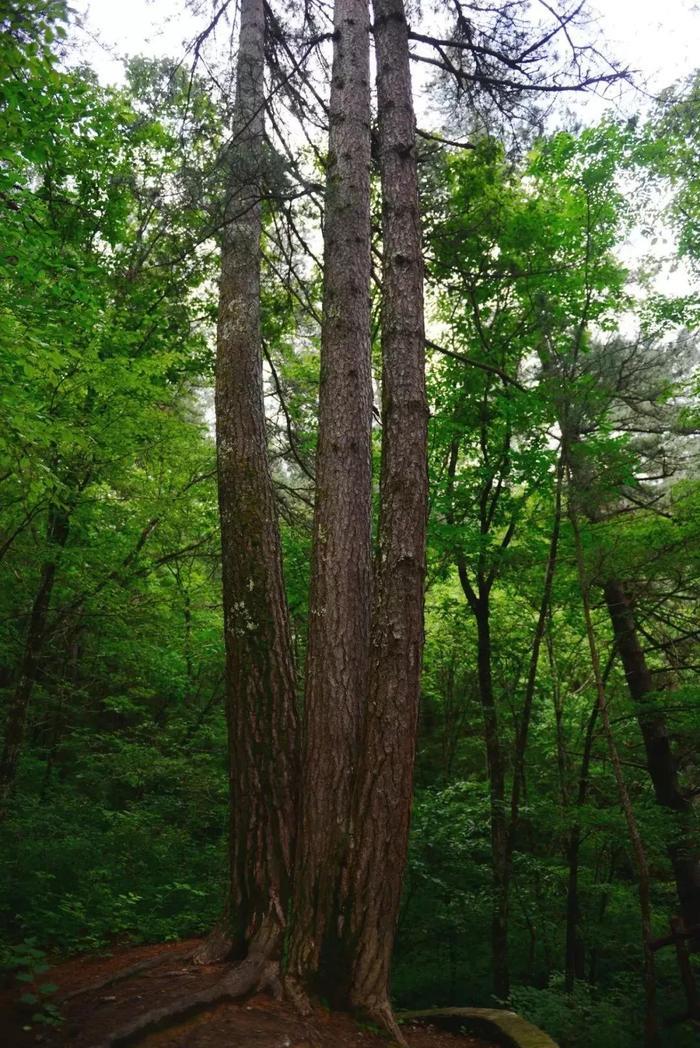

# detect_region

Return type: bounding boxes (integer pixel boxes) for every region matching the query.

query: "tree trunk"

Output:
[564,696,599,990]
[0,503,70,817]
[602,578,700,943]
[41,624,81,800]
[510,451,564,827]
[211,0,298,963]
[345,0,427,1031]
[287,0,373,996]
[477,600,510,1002]
[571,510,659,1047]
[460,577,509,1002]
[548,620,587,991]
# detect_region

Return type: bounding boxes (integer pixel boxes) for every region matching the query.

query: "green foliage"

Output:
[0,937,61,1028]
[1,12,699,1048]
[510,975,640,1048]
[510,972,698,1048]
[401,104,700,1047]
[652,71,700,275]
[0,5,227,961]
[1,764,226,953]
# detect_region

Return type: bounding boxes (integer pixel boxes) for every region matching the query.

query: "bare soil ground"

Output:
[0,939,500,1048]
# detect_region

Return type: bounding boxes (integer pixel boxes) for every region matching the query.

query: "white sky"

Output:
[71,0,202,83]
[70,0,699,304]
[73,0,700,106]
[593,0,698,92]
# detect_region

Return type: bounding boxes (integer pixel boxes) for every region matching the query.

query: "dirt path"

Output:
[0,939,499,1047]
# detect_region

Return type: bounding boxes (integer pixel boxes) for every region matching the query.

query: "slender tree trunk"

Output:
[449,384,511,1001]
[345,0,427,1033]
[570,507,660,1047]
[209,0,298,965]
[0,503,70,818]
[182,586,194,703]
[287,0,373,997]
[510,451,564,827]
[488,453,564,998]
[547,618,585,990]
[41,624,81,800]
[462,580,510,1002]
[0,502,43,564]
[563,696,599,990]
[480,608,510,1002]
[603,579,700,941]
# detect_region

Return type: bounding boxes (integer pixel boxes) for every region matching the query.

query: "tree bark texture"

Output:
[346,0,428,1025]
[0,504,70,818]
[287,0,373,993]
[603,579,700,942]
[214,0,298,959]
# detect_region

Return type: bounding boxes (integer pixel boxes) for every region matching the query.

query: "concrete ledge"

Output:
[400,1007,559,1048]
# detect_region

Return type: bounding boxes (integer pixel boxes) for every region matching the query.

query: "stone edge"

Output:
[399,1006,559,1048]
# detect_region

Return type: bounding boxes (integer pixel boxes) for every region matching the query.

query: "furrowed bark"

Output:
[347,0,427,1033]
[287,0,373,997]
[210,0,297,963]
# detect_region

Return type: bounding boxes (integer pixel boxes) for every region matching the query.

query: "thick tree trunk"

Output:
[211,0,297,963]
[603,579,700,942]
[287,0,373,996]
[0,503,70,818]
[346,0,428,1031]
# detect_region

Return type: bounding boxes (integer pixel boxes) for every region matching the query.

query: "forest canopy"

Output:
[0,1,699,1046]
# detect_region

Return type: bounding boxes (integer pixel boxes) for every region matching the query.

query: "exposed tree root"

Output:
[93,932,406,1047]
[191,924,234,965]
[359,996,408,1048]
[61,947,194,1003]
[285,976,406,1047]
[95,935,280,1046]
